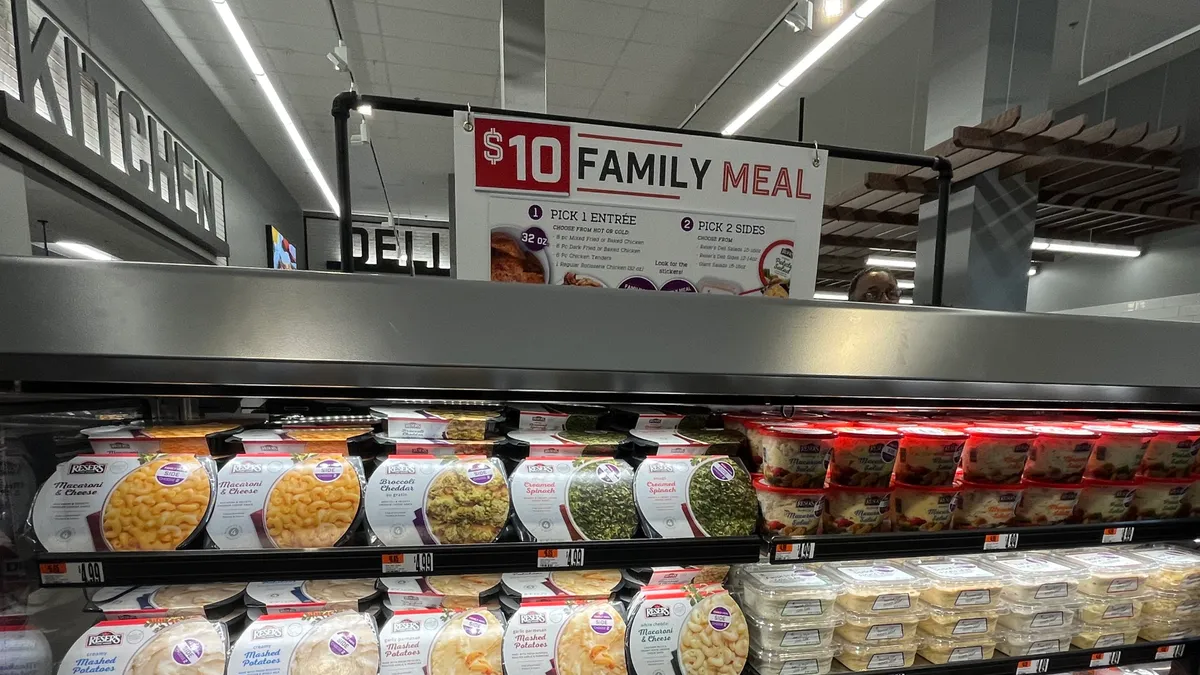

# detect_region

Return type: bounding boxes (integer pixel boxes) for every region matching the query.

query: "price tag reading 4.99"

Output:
[476,118,571,195]
[537,548,585,568]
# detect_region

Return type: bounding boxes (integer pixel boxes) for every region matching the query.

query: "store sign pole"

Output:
[452,112,827,297]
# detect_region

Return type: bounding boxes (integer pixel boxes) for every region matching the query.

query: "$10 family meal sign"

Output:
[452,112,827,298]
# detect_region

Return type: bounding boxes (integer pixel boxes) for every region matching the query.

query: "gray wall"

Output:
[41,0,303,268]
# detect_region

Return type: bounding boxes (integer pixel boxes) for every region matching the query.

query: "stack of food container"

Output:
[1056,547,1154,649]
[738,563,844,675]
[823,560,929,671]
[899,557,1009,664]
[891,427,966,531]
[1128,544,1200,642]
[987,551,1088,656]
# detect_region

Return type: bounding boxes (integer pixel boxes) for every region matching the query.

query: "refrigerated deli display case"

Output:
[3,260,1200,675]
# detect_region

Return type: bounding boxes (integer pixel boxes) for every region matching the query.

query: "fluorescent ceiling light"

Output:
[211,0,340,215]
[898,297,914,305]
[54,241,118,260]
[866,255,917,269]
[824,0,845,18]
[1079,23,1200,86]
[357,104,373,117]
[723,0,889,135]
[814,291,848,300]
[1028,266,1038,277]
[897,279,915,290]
[1031,237,1141,258]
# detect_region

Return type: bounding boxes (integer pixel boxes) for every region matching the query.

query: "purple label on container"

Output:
[619,276,656,290]
[522,226,548,251]
[462,613,489,636]
[155,462,190,486]
[590,611,614,634]
[313,459,344,482]
[329,630,357,656]
[171,638,204,665]
[595,462,621,484]
[710,460,735,482]
[708,606,731,631]
[466,463,495,485]
[661,279,697,293]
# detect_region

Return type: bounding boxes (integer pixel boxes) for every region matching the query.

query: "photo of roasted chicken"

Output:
[490,231,545,283]
[563,272,603,287]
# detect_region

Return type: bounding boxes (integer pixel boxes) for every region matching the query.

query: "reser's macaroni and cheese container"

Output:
[91,583,246,620]
[891,481,959,531]
[632,455,757,538]
[752,477,823,537]
[955,480,1023,529]
[982,551,1085,604]
[1024,426,1098,483]
[1130,475,1193,519]
[1134,422,1200,477]
[30,453,217,552]
[994,628,1073,656]
[59,617,228,675]
[244,579,379,619]
[755,426,835,488]
[822,484,891,534]
[82,422,241,455]
[234,427,372,455]
[379,606,505,675]
[737,564,842,620]
[1054,548,1152,597]
[749,645,839,675]
[906,557,1008,610]
[1128,544,1200,591]
[827,427,900,488]
[227,610,380,675]
[833,638,919,671]
[625,585,747,675]
[1074,478,1137,523]
[894,427,966,486]
[379,574,501,611]
[1071,620,1140,649]
[1013,480,1080,526]
[824,562,930,614]
[207,453,365,549]
[916,630,996,664]
[961,427,1034,484]
[836,607,927,643]
[508,456,636,541]
[746,611,841,651]
[364,454,509,546]
[1082,424,1155,481]
[918,603,1006,638]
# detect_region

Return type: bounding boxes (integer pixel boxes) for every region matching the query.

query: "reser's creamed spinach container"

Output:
[633,455,757,538]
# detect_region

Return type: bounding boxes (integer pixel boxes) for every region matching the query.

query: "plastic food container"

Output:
[82,423,241,455]
[827,427,900,488]
[1142,587,1200,619]
[371,406,502,440]
[1131,476,1193,519]
[983,551,1084,603]
[633,455,758,538]
[891,481,959,531]
[834,639,919,671]
[894,427,967,486]
[1074,478,1137,523]
[744,420,786,467]
[758,426,836,488]
[507,429,626,457]
[1077,595,1144,624]
[836,607,927,643]
[1140,616,1198,642]
[747,612,841,651]
[998,600,1077,632]
[1135,422,1200,478]
[918,603,1005,638]
[626,428,744,458]
[1014,479,1081,526]
[365,454,508,545]
[1071,621,1140,649]
[1083,425,1155,481]
[234,427,372,455]
[822,484,891,534]
[739,564,842,619]
[507,403,606,432]
[508,455,636,541]
[994,628,1074,656]
[750,645,839,675]
[961,427,1035,484]
[753,477,824,537]
[956,480,1023,528]
[1129,544,1200,591]
[907,558,1008,610]
[824,562,929,614]
[1024,426,1098,483]
[917,630,996,664]
[722,412,783,437]
[1056,548,1151,596]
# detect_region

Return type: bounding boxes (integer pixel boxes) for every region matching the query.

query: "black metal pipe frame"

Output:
[330,92,956,301]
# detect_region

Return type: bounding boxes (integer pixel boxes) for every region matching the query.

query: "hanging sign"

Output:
[452,112,826,298]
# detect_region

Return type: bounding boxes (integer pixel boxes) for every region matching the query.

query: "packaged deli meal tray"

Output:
[626,584,747,675]
[30,453,217,552]
[737,564,842,620]
[1053,548,1153,597]
[625,429,744,459]
[623,566,731,588]
[894,427,966,486]
[1140,615,1199,642]
[501,597,625,675]
[822,484,891,534]
[3,622,51,675]
[994,627,1074,656]
[380,606,505,675]
[833,637,919,672]
[1127,543,1200,591]
[90,583,246,620]
[918,602,1007,638]
[746,610,841,652]
[823,561,930,614]
[372,434,503,457]
[633,455,756,538]
[749,644,839,675]
[916,629,996,664]
[370,406,502,441]
[1023,426,1098,483]
[1070,620,1140,649]
[206,453,365,549]
[607,405,712,431]
[505,430,626,458]
[836,606,926,644]
[1082,424,1155,481]
[955,480,1023,529]
[228,609,379,675]
[508,456,636,541]
[754,426,835,488]
[1134,422,1200,477]
[981,551,1086,603]
[233,427,373,455]
[501,569,623,601]
[905,557,1010,610]
[58,616,228,675]
[365,454,509,545]
[1141,587,1200,620]
[380,574,501,610]
[960,427,1034,484]
[81,422,241,455]
[1074,478,1138,523]
[996,599,1077,632]
[752,477,824,537]
[827,427,900,488]
[244,579,380,618]
[506,404,607,432]
[1075,594,1145,625]
[1130,475,1193,519]
[891,480,959,532]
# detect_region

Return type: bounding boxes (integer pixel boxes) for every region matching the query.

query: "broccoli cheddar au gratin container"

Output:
[365,454,510,545]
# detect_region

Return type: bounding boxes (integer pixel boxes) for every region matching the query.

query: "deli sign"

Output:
[0,0,227,255]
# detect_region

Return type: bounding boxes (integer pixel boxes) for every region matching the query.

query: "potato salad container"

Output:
[746,611,841,652]
[749,645,839,675]
[1054,548,1153,597]
[916,630,997,664]
[837,607,927,643]
[738,564,841,620]
[906,557,1010,610]
[995,628,1074,656]
[918,603,1006,638]
[1128,544,1200,591]
[982,551,1086,604]
[834,638,919,671]
[823,561,929,614]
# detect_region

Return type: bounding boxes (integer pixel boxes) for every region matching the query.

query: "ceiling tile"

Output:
[547,60,613,89]
[614,42,732,79]
[387,64,498,97]
[242,0,332,29]
[547,84,602,109]
[546,30,628,65]
[281,72,352,98]
[154,7,231,42]
[546,0,644,39]
[348,2,382,35]
[252,20,337,54]
[374,0,498,20]
[377,7,498,47]
[382,37,498,76]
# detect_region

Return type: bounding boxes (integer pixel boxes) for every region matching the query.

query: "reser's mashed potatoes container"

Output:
[1024,426,1098,483]
[961,427,1035,484]
[955,481,1023,529]
[1128,544,1200,591]
[59,617,228,675]
[918,603,1006,638]
[746,611,841,651]
[1135,422,1200,478]
[833,638,919,672]
[1130,476,1193,519]
[894,427,967,486]
[756,426,836,488]
[1074,478,1137,523]
[228,610,380,675]
[738,564,842,620]
[1014,480,1081,526]
[822,484,891,534]
[749,645,839,675]
[916,630,996,664]
[995,628,1074,656]
[982,551,1086,603]
[1071,620,1140,649]
[1054,548,1152,597]
[836,607,927,643]
[906,557,1009,610]
[1082,425,1155,481]
[823,561,930,614]
[827,427,900,488]
[891,481,959,532]
[752,477,824,537]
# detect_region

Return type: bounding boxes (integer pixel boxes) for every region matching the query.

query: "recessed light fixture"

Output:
[824,0,845,18]
[357,104,373,117]
[898,297,914,305]
[866,255,917,270]
[723,0,889,135]
[784,1,814,32]
[1031,237,1140,258]
[897,279,915,289]
[813,291,849,301]
[1028,266,1038,277]
[210,0,340,214]
[54,241,119,261]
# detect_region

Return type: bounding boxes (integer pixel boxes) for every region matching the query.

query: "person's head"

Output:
[849,267,901,304]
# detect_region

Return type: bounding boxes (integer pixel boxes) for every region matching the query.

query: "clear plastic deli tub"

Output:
[1130,476,1193,519]
[756,426,836,488]
[1074,478,1137,523]
[749,645,839,675]
[827,427,901,488]
[753,477,824,537]
[834,638,919,671]
[918,603,1006,638]
[1140,616,1198,642]
[1142,587,1200,620]
[995,628,1074,656]
[738,564,842,620]
[1055,548,1153,597]
[836,607,927,643]
[961,427,1035,484]
[983,551,1085,604]
[955,480,1023,529]
[891,481,959,531]
[1135,422,1200,478]
[1082,424,1155,481]
[1076,595,1144,624]
[916,630,996,664]
[824,561,929,614]
[747,611,841,651]
[1071,620,1140,649]
[1024,426,1098,483]
[906,557,1009,610]
[822,484,891,534]
[1129,544,1200,591]
[894,427,967,486]
[997,600,1077,632]
[1013,480,1081,526]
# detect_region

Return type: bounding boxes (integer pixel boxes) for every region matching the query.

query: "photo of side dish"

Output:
[490,230,546,284]
[556,602,627,675]
[290,612,379,675]
[686,458,757,537]
[430,609,504,675]
[102,454,213,551]
[678,593,748,675]
[265,454,361,548]
[425,460,510,544]
[563,272,604,287]
[127,619,227,675]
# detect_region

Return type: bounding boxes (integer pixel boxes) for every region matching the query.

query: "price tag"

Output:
[1015,659,1048,674]
[38,561,105,585]
[983,533,1019,551]
[537,548,584,568]
[1090,652,1120,667]
[475,117,571,195]
[381,553,434,574]
[1155,645,1185,660]
[1102,527,1134,543]
[775,542,816,561]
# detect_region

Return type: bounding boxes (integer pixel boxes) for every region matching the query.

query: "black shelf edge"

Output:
[35,536,762,588]
[767,518,1200,563]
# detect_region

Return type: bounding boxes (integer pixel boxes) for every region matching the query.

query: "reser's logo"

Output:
[252,626,284,640]
[392,619,421,633]
[525,463,554,474]
[230,463,263,474]
[69,461,105,475]
[86,632,122,647]
[645,603,671,618]
[519,612,546,625]
[386,463,417,475]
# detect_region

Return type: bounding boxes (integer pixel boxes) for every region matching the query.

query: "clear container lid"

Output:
[983,551,1088,585]
[1026,425,1099,438]
[834,637,922,656]
[830,426,901,439]
[1126,544,1200,572]
[1054,548,1154,575]
[840,606,930,626]
[917,629,997,649]
[759,425,836,439]
[750,644,840,666]
[903,557,1011,587]
[741,564,843,599]
[822,561,930,591]
[1001,598,1083,614]
[920,601,1010,619]
[746,609,844,632]
[1127,422,1200,436]
[1082,424,1156,437]
[995,626,1075,646]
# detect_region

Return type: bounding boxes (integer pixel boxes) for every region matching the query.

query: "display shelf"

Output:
[34,536,761,588]
[748,639,1194,675]
[767,518,1200,563]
